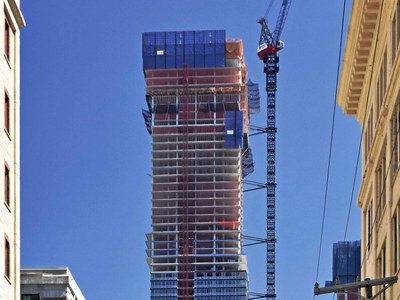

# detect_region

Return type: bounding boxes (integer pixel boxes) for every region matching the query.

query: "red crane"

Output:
[257,0,291,59]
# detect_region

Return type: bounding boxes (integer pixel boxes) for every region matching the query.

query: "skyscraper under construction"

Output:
[142,30,259,299]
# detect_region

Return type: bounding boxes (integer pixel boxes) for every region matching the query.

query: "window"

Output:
[22,295,40,300]
[4,164,9,207]
[364,106,374,164]
[4,237,10,280]
[398,1,400,48]
[391,99,400,182]
[392,14,397,63]
[377,243,386,300]
[4,17,9,60]
[393,209,399,271]
[392,2,400,62]
[376,49,387,124]
[367,202,373,251]
[376,149,386,220]
[4,92,9,134]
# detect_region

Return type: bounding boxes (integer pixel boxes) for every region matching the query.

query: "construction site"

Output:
[141,2,291,299]
[143,31,256,299]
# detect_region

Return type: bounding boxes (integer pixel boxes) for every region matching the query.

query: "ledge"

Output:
[7,0,25,29]
[337,0,381,120]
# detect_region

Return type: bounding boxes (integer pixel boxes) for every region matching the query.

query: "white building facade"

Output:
[0,1,24,299]
[21,268,85,300]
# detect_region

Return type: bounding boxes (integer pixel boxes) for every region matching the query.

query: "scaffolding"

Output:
[143,33,253,300]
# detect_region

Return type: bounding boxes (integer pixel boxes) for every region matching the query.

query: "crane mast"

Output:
[261,49,278,300]
[256,1,291,299]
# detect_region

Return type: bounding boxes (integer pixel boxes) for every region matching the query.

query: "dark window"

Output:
[368,203,372,251]
[4,92,9,133]
[391,99,400,182]
[4,164,9,207]
[393,212,398,271]
[4,18,9,60]
[376,150,386,220]
[392,14,396,63]
[378,244,386,300]
[5,237,10,280]
[22,295,40,300]
[398,1,400,48]
[376,49,387,124]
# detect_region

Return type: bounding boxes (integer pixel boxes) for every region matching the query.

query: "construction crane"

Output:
[257,1,291,299]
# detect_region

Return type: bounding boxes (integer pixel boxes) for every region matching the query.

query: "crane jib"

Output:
[273,0,292,43]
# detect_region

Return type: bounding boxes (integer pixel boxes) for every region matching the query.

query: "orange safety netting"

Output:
[226,39,248,83]
[225,39,243,60]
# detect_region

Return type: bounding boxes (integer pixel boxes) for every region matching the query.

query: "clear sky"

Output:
[20,1,360,299]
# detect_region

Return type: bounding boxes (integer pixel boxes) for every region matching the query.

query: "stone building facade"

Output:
[0,1,24,299]
[337,0,400,298]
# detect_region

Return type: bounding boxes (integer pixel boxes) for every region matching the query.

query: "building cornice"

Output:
[7,0,25,29]
[337,0,380,120]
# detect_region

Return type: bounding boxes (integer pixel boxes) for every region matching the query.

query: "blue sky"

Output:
[20,1,359,299]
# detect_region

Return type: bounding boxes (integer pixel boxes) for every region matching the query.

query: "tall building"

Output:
[337,0,400,298]
[332,241,361,300]
[20,267,85,300]
[142,30,257,299]
[0,1,24,299]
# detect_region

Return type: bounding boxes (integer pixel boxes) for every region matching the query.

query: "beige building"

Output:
[0,0,24,299]
[337,0,400,298]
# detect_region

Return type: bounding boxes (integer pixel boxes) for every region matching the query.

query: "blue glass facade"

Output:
[142,30,226,70]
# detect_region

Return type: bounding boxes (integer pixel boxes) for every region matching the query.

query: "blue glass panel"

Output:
[183,55,194,68]
[332,241,361,283]
[155,54,165,69]
[176,44,184,56]
[176,31,185,45]
[215,43,225,54]
[215,54,225,67]
[155,32,166,45]
[185,44,194,55]
[195,31,205,44]
[195,44,205,55]
[205,43,215,55]
[166,44,175,55]
[224,111,243,148]
[143,32,156,45]
[204,54,215,67]
[143,56,155,70]
[184,31,195,44]
[143,45,156,56]
[166,32,176,45]
[215,30,225,43]
[205,30,216,44]
[176,55,184,68]
[194,54,204,68]
[166,55,176,69]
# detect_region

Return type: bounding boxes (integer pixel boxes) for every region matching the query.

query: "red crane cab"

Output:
[257,41,284,60]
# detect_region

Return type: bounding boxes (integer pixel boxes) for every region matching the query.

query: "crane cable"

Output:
[314,0,348,297]
[264,0,276,19]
